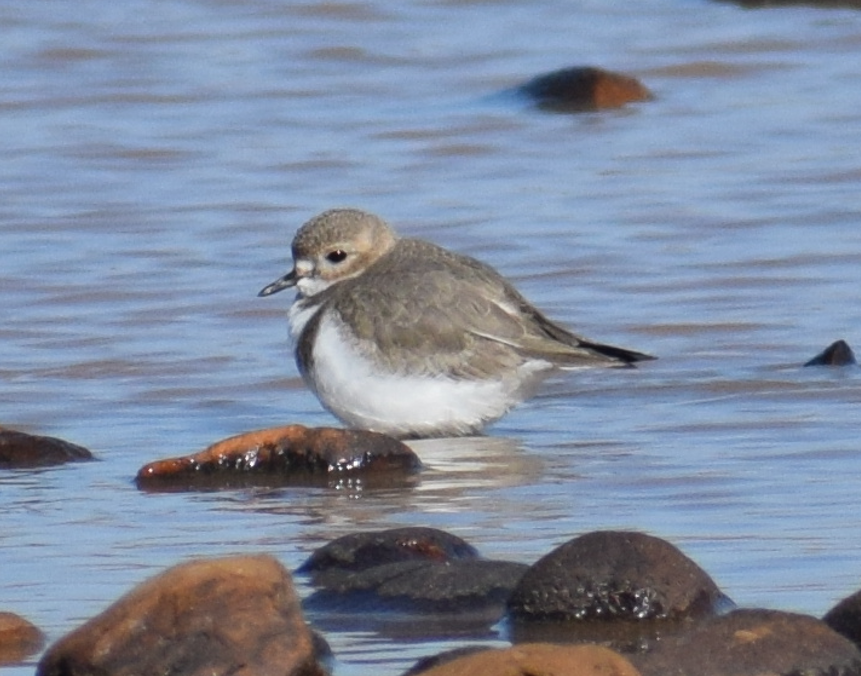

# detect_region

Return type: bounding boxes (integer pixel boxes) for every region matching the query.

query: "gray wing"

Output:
[330,240,651,379]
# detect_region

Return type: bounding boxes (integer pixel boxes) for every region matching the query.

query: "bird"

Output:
[258,208,654,439]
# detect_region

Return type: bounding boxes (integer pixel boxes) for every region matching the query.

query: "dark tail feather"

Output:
[579,340,656,365]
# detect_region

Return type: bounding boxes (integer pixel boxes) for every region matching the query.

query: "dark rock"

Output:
[306,558,528,614]
[520,66,652,112]
[0,428,93,468]
[298,526,480,580]
[36,554,324,676]
[508,530,728,623]
[135,424,421,491]
[300,527,527,637]
[0,612,45,664]
[804,339,857,366]
[406,643,642,676]
[403,646,489,675]
[824,588,861,649]
[631,608,861,676]
[721,0,861,7]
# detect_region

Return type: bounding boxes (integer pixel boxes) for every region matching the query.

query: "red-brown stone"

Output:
[36,554,324,676]
[409,642,642,676]
[0,612,45,664]
[521,66,652,112]
[135,424,421,490]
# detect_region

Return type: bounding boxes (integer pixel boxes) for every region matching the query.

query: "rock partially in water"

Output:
[0,612,45,664]
[519,66,652,112]
[298,526,480,580]
[300,527,527,637]
[507,530,731,649]
[135,424,421,491]
[406,643,642,676]
[823,587,861,649]
[631,608,861,676]
[36,554,325,676]
[0,428,93,468]
[804,339,857,366]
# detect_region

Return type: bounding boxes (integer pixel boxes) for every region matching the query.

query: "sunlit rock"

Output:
[519,66,652,112]
[631,608,861,676]
[406,643,642,676]
[135,424,421,491]
[0,612,44,664]
[508,530,731,649]
[36,554,325,676]
[804,339,857,366]
[0,428,93,468]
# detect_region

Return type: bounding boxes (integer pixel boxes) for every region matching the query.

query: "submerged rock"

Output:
[519,66,652,112]
[36,554,325,676]
[135,424,421,490]
[300,527,527,637]
[0,428,93,469]
[298,526,480,580]
[0,612,45,664]
[407,643,642,676]
[631,608,861,676]
[804,339,857,366]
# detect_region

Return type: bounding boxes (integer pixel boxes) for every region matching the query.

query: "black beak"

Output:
[258,270,297,297]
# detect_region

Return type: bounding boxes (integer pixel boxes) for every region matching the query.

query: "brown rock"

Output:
[408,642,642,676]
[632,608,861,676]
[0,612,45,664]
[0,428,93,468]
[36,554,324,676]
[804,339,857,366]
[520,66,652,112]
[508,530,728,623]
[824,588,861,648]
[135,424,421,490]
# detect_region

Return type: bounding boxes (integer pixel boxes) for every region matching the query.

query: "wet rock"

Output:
[824,588,861,649]
[804,339,857,366]
[298,526,480,580]
[0,612,45,664]
[0,428,93,468]
[36,554,324,676]
[520,66,652,112]
[135,424,421,491]
[509,530,727,622]
[300,528,527,637]
[406,643,642,676]
[631,608,861,676]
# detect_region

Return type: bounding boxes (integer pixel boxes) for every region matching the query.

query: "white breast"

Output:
[299,311,551,438]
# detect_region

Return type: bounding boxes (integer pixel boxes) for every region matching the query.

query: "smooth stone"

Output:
[0,612,45,664]
[298,526,480,580]
[519,66,652,112]
[36,554,325,676]
[509,530,728,622]
[631,608,861,676]
[0,428,93,468]
[824,587,861,649]
[804,339,857,366]
[405,643,642,676]
[135,424,421,490]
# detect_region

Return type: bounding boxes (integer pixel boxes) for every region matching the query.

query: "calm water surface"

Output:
[3,1,861,674]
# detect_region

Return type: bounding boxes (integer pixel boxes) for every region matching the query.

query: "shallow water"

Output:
[3,0,861,673]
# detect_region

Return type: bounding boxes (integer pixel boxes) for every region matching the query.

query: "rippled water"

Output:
[3,1,861,674]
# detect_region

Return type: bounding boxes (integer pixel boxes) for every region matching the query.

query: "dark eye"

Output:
[326,250,347,263]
